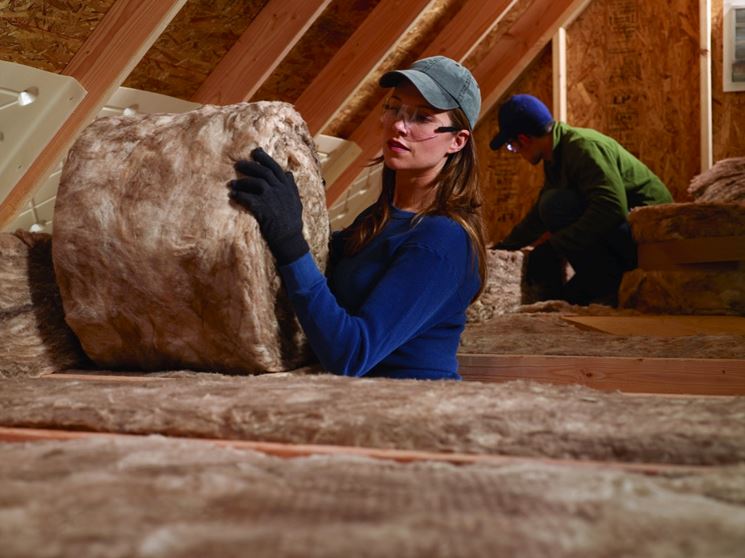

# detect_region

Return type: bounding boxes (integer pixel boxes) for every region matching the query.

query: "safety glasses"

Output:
[381,101,460,141]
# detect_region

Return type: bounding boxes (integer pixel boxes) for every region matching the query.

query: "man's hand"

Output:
[229,147,309,265]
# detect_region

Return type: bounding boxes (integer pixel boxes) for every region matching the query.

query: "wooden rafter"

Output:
[325,0,591,207]
[0,0,186,230]
[473,0,592,119]
[191,0,331,105]
[294,0,434,136]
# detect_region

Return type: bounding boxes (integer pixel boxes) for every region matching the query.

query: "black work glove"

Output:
[229,147,309,265]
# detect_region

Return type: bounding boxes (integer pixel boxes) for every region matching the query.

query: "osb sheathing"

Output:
[566,0,700,201]
[322,0,462,139]
[474,46,553,245]
[0,0,115,72]
[123,0,269,100]
[712,0,745,161]
[252,0,383,108]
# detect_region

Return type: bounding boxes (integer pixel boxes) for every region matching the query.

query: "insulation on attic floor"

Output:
[460,302,745,359]
[1,436,744,558]
[3,374,744,466]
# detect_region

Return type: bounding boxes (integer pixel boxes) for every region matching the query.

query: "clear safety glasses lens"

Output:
[381,103,459,140]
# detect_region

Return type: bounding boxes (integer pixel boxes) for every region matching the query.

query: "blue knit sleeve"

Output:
[278,224,472,377]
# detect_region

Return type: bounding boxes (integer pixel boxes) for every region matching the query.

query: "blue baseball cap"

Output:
[379,56,481,130]
[490,94,554,150]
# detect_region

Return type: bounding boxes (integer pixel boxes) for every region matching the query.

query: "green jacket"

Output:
[502,122,673,253]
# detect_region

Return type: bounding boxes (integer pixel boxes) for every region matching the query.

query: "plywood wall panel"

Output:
[566,0,700,201]
[0,0,115,73]
[712,0,745,161]
[122,0,268,100]
[475,46,553,245]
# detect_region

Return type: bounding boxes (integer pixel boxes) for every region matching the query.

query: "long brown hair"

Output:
[344,107,487,301]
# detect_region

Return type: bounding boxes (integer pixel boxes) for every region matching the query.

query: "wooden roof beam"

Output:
[0,0,186,230]
[294,0,435,136]
[324,0,516,206]
[191,0,331,105]
[474,0,592,119]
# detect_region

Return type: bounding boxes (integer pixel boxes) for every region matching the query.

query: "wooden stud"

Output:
[295,0,434,135]
[552,27,568,121]
[700,0,713,171]
[0,426,710,475]
[324,0,516,206]
[457,353,745,395]
[191,0,331,105]
[0,0,186,230]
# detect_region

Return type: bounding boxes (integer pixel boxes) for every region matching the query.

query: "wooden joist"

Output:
[561,315,745,337]
[637,235,745,270]
[0,426,710,475]
[457,353,745,395]
[191,0,331,105]
[42,351,745,396]
[0,0,187,230]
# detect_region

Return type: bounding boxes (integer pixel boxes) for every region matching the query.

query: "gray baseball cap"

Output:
[379,56,481,130]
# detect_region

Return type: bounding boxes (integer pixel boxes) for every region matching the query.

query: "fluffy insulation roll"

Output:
[53,102,329,374]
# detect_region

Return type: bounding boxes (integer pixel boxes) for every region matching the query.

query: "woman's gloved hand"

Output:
[229,147,309,265]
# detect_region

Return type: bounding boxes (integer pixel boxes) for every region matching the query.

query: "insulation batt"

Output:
[466,248,526,322]
[621,202,745,315]
[1,437,744,558]
[628,202,745,243]
[3,374,745,466]
[688,156,745,202]
[52,102,328,373]
[0,231,85,377]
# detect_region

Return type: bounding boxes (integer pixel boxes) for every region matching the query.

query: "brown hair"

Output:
[344,108,487,300]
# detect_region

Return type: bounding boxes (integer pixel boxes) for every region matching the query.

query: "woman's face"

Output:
[380,82,470,174]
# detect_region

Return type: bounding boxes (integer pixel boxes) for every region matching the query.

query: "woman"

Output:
[229,56,486,380]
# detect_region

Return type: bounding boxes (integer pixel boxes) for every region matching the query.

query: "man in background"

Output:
[490,94,673,306]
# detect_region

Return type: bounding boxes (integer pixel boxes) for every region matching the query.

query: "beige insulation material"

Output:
[466,248,526,323]
[688,157,745,202]
[2,374,745,465]
[52,101,328,374]
[629,202,745,243]
[0,231,85,377]
[1,436,744,558]
[460,303,745,358]
[622,202,745,315]
[619,267,745,315]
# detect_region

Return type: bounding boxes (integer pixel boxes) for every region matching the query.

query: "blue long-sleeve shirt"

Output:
[278,206,480,380]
